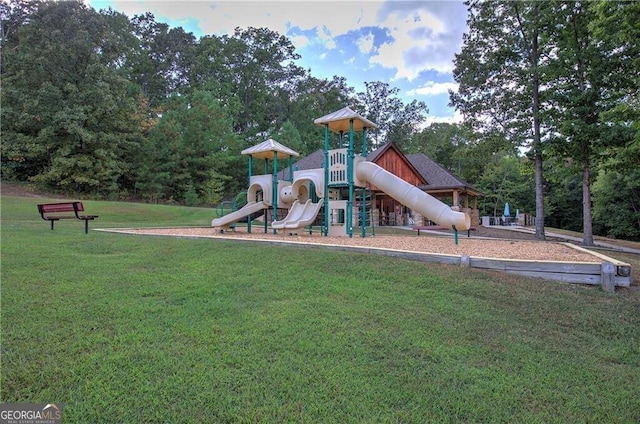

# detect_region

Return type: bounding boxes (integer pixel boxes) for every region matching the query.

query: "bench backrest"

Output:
[38,202,84,215]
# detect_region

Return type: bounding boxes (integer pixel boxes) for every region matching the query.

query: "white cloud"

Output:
[316,25,336,50]
[92,0,469,110]
[356,32,375,55]
[370,2,467,80]
[290,34,310,49]
[408,81,458,97]
[424,110,464,127]
[103,1,466,79]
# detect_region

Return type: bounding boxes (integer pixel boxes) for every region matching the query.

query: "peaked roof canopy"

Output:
[314,106,378,133]
[241,138,300,160]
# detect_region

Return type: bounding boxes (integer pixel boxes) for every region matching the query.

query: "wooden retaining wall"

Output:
[102,229,633,291]
[211,238,632,290]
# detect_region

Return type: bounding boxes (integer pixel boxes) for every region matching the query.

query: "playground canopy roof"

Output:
[314,106,378,133]
[241,138,300,160]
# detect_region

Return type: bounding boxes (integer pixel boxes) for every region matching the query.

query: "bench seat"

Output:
[37,201,98,234]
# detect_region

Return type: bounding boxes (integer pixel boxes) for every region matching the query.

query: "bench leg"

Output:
[51,220,55,230]
[84,219,89,234]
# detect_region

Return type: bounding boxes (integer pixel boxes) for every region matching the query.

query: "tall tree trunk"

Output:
[530,8,545,241]
[534,151,545,240]
[582,159,594,245]
[571,5,595,246]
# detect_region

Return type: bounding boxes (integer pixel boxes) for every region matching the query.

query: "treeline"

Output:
[1,0,638,241]
[1,0,429,205]
[449,0,639,242]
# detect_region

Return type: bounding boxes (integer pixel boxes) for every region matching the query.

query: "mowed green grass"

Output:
[1,196,639,423]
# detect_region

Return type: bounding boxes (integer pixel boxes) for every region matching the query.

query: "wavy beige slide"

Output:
[272,199,323,230]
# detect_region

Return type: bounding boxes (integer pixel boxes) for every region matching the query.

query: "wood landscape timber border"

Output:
[98,228,633,289]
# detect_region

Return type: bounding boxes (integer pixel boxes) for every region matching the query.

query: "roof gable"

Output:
[367,143,426,186]
[406,153,478,192]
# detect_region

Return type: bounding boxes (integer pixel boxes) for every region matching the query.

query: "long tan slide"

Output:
[356,161,470,230]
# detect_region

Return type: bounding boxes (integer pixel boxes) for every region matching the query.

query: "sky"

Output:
[87,0,469,126]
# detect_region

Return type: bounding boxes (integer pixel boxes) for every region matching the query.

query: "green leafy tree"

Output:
[476,155,535,218]
[544,1,609,245]
[587,1,640,240]
[286,75,356,154]
[127,13,196,108]
[223,27,304,141]
[138,90,242,204]
[589,0,640,173]
[274,120,303,157]
[543,156,584,231]
[1,0,143,196]
[592,169,640,241]
[451,0,552,239]
[355,81,428,150]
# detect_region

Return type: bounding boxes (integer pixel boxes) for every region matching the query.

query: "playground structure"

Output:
[212,107,471,237]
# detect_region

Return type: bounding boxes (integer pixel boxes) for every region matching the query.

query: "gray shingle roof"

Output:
[406,153,479,193]
[277,149,325,180]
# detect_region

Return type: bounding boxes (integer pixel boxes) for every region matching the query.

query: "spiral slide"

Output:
[356,161,471,231]
[211,201,268,229]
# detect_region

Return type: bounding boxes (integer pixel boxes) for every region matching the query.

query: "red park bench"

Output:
[37,201,98,234]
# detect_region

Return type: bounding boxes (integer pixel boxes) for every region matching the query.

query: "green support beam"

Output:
[272,152,278,234]
[248,155,253,233]
[323,124,329,236]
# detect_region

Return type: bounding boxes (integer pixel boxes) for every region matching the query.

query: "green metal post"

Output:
[347,119,354,238]
[361,127,368,238]
[272,152,278,234]
[263,158,268,233]
[323,124,330,236]
[452,225,459,245]
[248,155,253,233]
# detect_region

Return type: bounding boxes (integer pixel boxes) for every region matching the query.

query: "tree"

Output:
[126,13,196,107]
[589,0,640,172]
[355,81,428,150]
[286,74,356,154]
[476,155,536,218]
[222,27,304,141]
[544,1,608,246]
[543,156,584,232]
[592,168,640,241]
[588,1,640,242]
[0,0,144,195]
[451,0,552,240]
[137,91,243,204]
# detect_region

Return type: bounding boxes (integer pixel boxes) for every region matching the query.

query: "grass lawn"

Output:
[1,195,639,423]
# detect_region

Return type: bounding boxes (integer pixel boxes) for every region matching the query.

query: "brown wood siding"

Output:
[369,147,425,191]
